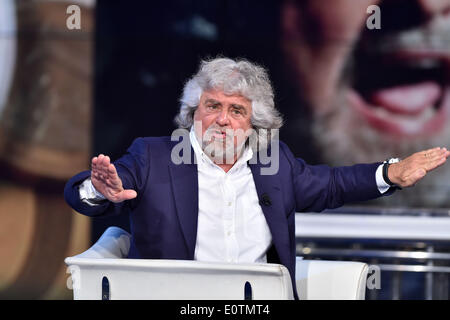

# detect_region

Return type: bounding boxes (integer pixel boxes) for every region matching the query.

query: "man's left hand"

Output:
[388,147,450,188]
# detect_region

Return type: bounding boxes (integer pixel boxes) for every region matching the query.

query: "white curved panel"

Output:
[0,0,16,116]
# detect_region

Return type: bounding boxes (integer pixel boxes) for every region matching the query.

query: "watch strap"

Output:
[382,162,402,190]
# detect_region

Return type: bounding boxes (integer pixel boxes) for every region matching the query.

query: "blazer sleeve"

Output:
[64,137,150,218]
[280,142,385,212]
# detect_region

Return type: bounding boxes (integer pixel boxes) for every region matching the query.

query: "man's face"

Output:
[193,89,253,164]
[282,0,450,207]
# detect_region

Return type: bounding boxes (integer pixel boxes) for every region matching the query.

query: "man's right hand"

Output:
[91,154,138,203]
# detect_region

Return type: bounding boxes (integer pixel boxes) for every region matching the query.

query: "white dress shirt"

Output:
[189,128,272,263]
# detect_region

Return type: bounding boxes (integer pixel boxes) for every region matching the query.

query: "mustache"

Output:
[203,125,252,141]
[204,125,233,136]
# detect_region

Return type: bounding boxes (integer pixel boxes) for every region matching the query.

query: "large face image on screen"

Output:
[281,0,450,208]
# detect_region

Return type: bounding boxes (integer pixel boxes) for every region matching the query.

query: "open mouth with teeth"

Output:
[347,33,450,139]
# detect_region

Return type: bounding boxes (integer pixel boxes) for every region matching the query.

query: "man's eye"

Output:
[208,105,219,109]
[232,109,242,115]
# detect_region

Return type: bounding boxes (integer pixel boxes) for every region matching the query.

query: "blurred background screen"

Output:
[0,0,449,299]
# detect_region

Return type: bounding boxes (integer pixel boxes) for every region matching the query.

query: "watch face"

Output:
[388,158,400,164]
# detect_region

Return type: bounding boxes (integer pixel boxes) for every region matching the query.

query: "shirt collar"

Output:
[189,126,253,171]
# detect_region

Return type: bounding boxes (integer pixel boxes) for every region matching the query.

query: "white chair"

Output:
[65,226,368,300]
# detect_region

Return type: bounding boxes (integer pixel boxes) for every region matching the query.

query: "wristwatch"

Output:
[382,158,401,188]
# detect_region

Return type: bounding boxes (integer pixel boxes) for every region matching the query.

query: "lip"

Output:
[347,85,450,138]
[209,130,229,141]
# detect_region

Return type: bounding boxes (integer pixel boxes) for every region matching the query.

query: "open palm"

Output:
[91,154,137,203]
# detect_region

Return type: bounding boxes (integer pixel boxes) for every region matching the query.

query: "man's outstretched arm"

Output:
[388,147,450,188]
[64,137,149,217]
[282,141,450,212]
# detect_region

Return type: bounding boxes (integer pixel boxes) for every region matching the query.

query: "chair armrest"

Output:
[295,257,368,300]
[70,226,131,259]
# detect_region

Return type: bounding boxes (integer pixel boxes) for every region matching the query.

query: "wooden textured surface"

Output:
[0,0,93,179]
[0,0,94,299]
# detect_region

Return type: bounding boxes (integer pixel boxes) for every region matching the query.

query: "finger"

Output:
[102,155,111,178]
[432,147,447,157]
[96,154,105,178]
[91,156,99,174]
[100,155,112,179]
[421,147,441,158]
[108,163,117,175]
[423,153,448,171]
[426,147,447,158]
[427,156,448,171]
[106,164,122,187]
[422,147,440,154]
[422,147,443,159]
[419,148,446,166]
[92,158,104,179]
[97,154,106,169]
[121,189,138,201]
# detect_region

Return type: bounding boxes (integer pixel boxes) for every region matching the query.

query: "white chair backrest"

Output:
[295,257,368,300]
[74,226,131,259]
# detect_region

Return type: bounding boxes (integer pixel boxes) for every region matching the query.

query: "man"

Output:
[64,57,449,299]
[281,0,450,207]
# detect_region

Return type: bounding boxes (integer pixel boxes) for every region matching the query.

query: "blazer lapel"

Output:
[249,160,291,266]
[168,143,198,259]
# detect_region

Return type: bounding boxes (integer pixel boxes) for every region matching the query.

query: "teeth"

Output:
[372,105,435,132]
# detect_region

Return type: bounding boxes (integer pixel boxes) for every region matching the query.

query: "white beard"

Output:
[200,126,247,165]
[202,139,236,164]
[312,90,450,209]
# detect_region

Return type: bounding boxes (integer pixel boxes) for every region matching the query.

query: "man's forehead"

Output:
[201,89,251,105]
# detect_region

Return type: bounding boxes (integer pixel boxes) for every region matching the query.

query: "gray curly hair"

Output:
[174,56,283,150]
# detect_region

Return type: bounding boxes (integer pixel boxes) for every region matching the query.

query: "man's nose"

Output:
[216,109,230,126]
[418,0,450,17]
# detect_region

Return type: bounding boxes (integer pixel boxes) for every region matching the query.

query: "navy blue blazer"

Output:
[64,136,386,299]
